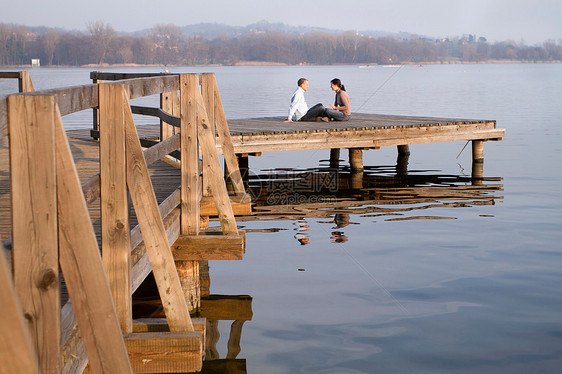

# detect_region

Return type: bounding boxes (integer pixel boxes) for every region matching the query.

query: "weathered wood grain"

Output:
[99,83,132,333]
[55,104,133,373]
[200,295,253,321]
[211,75,246,196]
[194,86,238,235]
[180,74,200,235]
[160,90,180,140]
[200,195,252,216]
[0,225,40,373]
[122,85,194,332]
[125,331,203,373]
[172,234,245,260]
[8,95,60,373]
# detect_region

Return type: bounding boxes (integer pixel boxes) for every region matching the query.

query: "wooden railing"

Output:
[0,72,246,373]
[0,71,35,92]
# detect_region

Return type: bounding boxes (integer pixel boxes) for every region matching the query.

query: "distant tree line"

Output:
[1,22,561,66]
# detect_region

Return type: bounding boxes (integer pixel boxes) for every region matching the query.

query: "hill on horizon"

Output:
[130,20,417,40]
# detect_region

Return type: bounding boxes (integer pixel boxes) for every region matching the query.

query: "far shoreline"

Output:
[1,60,561,69]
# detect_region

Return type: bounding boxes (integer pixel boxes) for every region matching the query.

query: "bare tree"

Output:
[41,30,59,66]
[87,21,115,65]
[150,24,184,65]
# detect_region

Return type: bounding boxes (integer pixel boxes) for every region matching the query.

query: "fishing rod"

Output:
[456,140,470,159]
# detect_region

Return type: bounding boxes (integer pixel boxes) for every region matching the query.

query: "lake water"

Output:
[2,64,561,373]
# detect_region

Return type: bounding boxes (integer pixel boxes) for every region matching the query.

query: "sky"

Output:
[2,0,561,44]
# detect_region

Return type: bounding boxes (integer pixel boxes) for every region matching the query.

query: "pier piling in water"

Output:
[329,148,341,168]
[349,148,364,171]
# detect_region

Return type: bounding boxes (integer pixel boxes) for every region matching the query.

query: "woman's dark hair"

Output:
[331,78,346,91]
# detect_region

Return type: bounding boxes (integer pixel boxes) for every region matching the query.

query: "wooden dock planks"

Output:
[224,114,503,153]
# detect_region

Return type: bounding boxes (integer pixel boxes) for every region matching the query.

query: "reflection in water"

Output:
[333,213,351,228]
[239,163,503,246]
[133,262,252,373]
[246,166,502,216]
[330,231,348,243]
[331,213,351,243]
[294,219,310,245]
[135,161,502,372]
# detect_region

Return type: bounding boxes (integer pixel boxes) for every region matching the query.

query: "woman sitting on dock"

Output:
[325,78,351,121]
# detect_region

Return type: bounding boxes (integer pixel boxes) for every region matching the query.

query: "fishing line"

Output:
[308,58,412,161]
[355,56,414,112]
[314,220,410,315]
[338,243,410,314]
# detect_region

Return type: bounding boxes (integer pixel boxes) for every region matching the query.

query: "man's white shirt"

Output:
[288,87,308,121]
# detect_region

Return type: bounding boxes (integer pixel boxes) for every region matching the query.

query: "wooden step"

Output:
[200,194,252,216]
[125,330,203,373]
[171,231,246,261]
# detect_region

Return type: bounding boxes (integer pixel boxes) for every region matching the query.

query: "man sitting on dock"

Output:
[285,78,327,122]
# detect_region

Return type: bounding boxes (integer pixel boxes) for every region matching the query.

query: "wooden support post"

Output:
[18,71,35,92]
[99,83,132,333]
[0,243,40,374]
[175,261,200,312]
[210,74,246,196]
[200,261,210,298]
[237,154,249,182]
[193,84,239,235]
[179,75,202,314]
[329,148,340,169]
[201,73,215,135]
[91,76,103,140]
[201,73,216,133]
[8,94,60,373]
[180,74,200,236]
[122,85,194,333]
[349,148,364,171]
[54,104,133,373]
[160,90,179,141]
[225,159,235,194]
[200,74,215,197]
[472,140,484,185]
[200,215,210,230]
[472,140,484,163]
[397,144,410,155]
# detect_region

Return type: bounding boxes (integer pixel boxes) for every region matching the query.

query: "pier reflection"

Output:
[198,260,252,373]
[132,161,502,372]
[241,162,503,228]
[133,260,252,374]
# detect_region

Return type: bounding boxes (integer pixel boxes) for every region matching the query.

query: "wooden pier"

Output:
[1,72,248,373]
[225,113,503,176]
[0,71,504,373]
